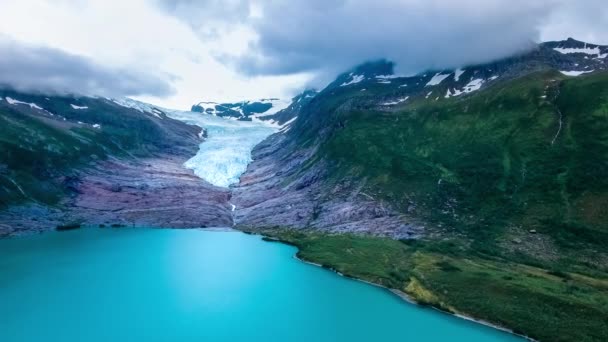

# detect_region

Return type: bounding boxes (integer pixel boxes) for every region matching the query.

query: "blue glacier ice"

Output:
[165,109,277,188]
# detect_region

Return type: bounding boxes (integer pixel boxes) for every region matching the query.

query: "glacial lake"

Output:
[0,228,522,341]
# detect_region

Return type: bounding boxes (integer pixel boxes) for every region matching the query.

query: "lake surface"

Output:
[0,228,522,341]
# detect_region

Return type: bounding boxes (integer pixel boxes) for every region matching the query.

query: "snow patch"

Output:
[554,44,602,57]
[560,70,594,76]
[445,79,485,98]
[112,98,163,119]
[70,104,88,110]
[92,124,101,129]
[426,73,451,87]
[151,108,164,118]
[280,116,297,128]
[381,97,409,106]
[340,73,365,87]
[5,97,44,110]
[454,68,465,82]
[250,98,291,118]
[463,79,484,92]
[376,74,401,84]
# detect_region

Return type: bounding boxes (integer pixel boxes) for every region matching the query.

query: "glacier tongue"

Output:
[164,109,277,188]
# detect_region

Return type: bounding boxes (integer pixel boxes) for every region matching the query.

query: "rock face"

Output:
[231,133,423,239]
[0,155,233,235]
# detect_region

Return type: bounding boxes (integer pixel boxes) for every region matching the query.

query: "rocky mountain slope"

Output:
[232,38,608,342]
[234,38,608,239]
[0,90,232,235]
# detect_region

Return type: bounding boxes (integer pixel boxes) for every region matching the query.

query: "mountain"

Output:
[232,38,608,341]
[191,98,290,121]
[234,38,608,235]
[2,37,607,341]
[190,90,318,127]
[0,90,233,233]
[255,90,319,126]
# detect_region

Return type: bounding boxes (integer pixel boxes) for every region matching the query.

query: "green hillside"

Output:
[0,93,197,207]
[261,69,608,341]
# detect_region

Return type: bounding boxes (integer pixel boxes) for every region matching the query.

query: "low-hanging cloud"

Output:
[234,0,556,77]
[161,0,608,82]
[0,38,175,98]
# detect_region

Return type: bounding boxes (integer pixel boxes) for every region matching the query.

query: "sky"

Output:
[0,0,606,110]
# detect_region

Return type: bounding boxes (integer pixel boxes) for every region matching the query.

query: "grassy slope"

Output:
[322,70,608,260]
[256,70,608,341]
[252,229,608,342]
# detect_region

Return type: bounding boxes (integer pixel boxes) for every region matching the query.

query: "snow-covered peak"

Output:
[192,98,290,120]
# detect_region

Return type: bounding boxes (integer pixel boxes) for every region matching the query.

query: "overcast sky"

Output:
[0,0,606,109]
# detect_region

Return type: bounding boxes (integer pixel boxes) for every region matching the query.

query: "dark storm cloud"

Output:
[0,38,175,97]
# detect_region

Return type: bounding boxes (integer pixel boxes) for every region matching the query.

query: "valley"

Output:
[1,38,608,341]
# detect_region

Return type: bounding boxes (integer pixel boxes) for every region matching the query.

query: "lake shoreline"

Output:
[258,233,536,342]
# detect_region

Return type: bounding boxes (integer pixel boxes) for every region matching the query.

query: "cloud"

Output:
[229,0,559,78]
[540,1,608,44]
[154,0,251,39]
[0,37,175,98]
[162,0,603,84]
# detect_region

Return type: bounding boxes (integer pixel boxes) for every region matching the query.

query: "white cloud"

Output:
[0,0,605,109]
[0,0,310,109]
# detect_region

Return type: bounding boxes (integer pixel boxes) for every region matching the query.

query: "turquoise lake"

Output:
[0,228,522,341]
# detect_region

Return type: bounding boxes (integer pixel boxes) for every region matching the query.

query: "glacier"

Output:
[164,109,277,188]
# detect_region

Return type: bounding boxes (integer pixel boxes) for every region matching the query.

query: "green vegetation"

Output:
[0,92,192,207]
[295,70,608,267]
[268,70,608,341]
[251,228,608,342]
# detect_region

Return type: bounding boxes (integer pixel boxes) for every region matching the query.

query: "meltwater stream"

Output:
[165,109,277,188]
[0,228,522,342]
